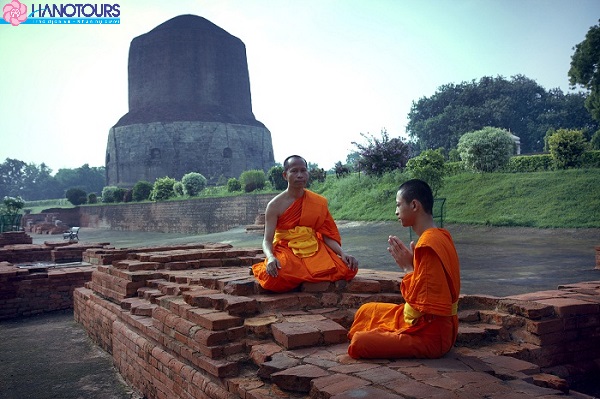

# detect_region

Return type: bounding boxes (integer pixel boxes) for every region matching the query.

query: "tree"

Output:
[181,172,207,196]
[547,129,587,169]
[55,164,105,196]
[457,127,515,172]
[352,129,410,176]
[65,188,87,206]
[406,149,446,196]
[407,75,598,154]
[569,20,600,121]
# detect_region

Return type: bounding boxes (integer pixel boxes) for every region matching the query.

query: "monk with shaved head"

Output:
[252,155,358,293]
[348,179,461,359]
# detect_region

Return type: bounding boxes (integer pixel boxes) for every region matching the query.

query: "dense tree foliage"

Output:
[0,158,105,201]
[407,75,599,154]
[352,130,411,176]
[406,149,446,196]
[568,20,600,121]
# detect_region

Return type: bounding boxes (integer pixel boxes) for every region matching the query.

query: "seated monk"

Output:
[252,155,358,293]
[347,179,460,359]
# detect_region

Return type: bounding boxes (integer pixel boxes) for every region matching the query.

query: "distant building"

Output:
[106,15,275,187]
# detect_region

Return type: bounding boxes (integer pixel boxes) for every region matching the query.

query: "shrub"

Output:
[123,189,133,203]
[2,196,24,214]
[352,129,411,176]
[334,161,350,179]
[88,193,98,204]
[101,186,120,203]
[240,170,266,192]
[227,178,242,192]
[182,172,207,196]
[406,149,446,196]
[132,181,153,202]
[150,177,177,201]
[547,128,587,169]
[173,181,184,197]
[445,161,466,176]
[503,154,553,173]
[65,188,87,206]
[114,187,127,203]
[267,166,286,190]
[457,127,515,172]
[580,150,600,168]
[309,167,326,184]
[448,148,461,162]
[591,130,600,150]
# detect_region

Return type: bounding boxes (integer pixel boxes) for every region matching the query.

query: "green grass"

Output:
[312,169,600,228]
[23,169,600,228]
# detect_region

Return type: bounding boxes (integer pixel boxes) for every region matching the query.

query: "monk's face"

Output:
[284,157,309,188]
[395,190,415,227]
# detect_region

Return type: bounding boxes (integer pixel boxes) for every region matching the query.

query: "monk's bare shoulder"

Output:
[266,190,298,218]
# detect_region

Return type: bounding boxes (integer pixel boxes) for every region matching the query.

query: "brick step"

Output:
[456,323,505,346]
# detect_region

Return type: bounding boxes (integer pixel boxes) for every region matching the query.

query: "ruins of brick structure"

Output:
[106,14,275,187]
[1,236,599,397]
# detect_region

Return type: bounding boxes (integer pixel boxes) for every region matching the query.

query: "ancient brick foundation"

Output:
[0,262,94,320]
[2,238,599,398]
[23,194,273,234]
[68,244,600,398]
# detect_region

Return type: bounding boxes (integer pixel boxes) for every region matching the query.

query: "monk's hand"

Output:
[341,252,359,271]
[387,235,413,271]
[266,256,281,277]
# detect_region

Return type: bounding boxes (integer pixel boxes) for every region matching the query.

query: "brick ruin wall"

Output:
[2,239,599,398]
[23,194,273,234]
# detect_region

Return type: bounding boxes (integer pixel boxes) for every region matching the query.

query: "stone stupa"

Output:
[105,14,275,187]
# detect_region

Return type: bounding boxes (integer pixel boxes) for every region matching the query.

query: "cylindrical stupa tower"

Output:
[106,14,274,187]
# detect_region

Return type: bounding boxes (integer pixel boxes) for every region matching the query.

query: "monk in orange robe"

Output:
[348,179,460,359]
[252,155,358,293]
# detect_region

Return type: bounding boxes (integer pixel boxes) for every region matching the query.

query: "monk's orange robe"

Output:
[252,190,357,293]
[347,228,460,359]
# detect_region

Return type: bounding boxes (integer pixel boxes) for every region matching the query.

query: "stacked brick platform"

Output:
[0,261,95,319]
[73,243,600,399]
[0,231,32,246]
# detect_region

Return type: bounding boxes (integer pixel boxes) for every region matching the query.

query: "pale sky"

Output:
[1,0,599,173]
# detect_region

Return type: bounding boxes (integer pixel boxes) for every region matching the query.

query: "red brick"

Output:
[310,373,370,397]
[270,364,330,393]
[271,322,321,349]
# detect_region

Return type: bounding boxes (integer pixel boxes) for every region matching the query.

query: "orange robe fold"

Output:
[252,190,357,292]
[347,228,460,359]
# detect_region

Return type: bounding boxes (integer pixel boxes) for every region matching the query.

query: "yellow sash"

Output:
[274,226,318,258]
[404,301,458,325]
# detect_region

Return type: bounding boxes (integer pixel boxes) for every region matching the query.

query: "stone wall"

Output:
[27,194,273,235]
[106,122,275,186]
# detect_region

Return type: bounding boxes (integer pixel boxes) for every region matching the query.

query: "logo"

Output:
[3,0,27,26]
[1,1,120,26]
